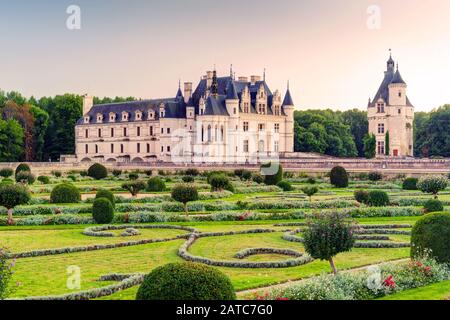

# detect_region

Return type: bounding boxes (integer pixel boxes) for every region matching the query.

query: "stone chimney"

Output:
[250,75,261,85]
[238,76,248,82]
[83,95,94,115]
[206,71,213,88]
[184,82,193,104]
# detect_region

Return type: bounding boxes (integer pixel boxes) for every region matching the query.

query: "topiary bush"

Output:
[37,176,50,184]
[411,212,450,263]
[182,176,194,183]
[261,163,283,186]
[277,180,293,192]
[122,181,146,197]
[330,166,349,188]
[302,186,319,202]
[252,173,264,184]
[112,169,122,177]
[402,177,419,190]
[136,262,235,300]
[87,163,108,180]
[95,189,115,208]
[354,190,369,204]
[0,168,13,178]
[92,198,114,224]
[185,168,199,176]
[417,175,448,199]
[0,184,31,224]
[171,184,199,215]
[368,171,383,182]
[15,171,36,185]
[51,171,62,178]
[423,199,444,213]
[128,172,139,180]
[50,183,81,204]
[241,170,252,181]
[209,174,233,192]
[0,179,14,186]
[147,176,166,192]
[367,190,390,207]
[15,163,30,175]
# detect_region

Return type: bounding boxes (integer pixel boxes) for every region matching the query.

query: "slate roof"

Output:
[78,72,292,124]
[369,57,413,108]
[282,89,294,106]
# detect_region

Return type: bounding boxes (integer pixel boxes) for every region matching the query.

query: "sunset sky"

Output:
[1,0,450,111]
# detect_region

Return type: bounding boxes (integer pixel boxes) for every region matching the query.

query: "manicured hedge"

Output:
[95,189,115,208]
[92,198,114,224]
[87,163,108,180]
[50,184,81,204]
[147,177,166,192]
[330,166,348,188]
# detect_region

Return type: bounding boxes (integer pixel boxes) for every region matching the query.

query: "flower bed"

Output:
[235,248,303,259]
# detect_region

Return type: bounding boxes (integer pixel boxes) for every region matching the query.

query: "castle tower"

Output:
[282,82,295,153]
[368,52,414,157]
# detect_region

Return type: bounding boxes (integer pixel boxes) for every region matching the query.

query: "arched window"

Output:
[95,145,99,154]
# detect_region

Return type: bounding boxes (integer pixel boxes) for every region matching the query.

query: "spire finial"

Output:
[178,79,181,89]
[287,80,290,90]
[230,64,233,78]
[263,68,266,81]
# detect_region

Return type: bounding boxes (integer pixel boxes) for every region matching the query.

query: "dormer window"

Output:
[377,103,385,113]
[122,112,129,121]
[135,111,142,121]
[96,113,103,123]
[274,106,280,116]
[109,113,116,122]
[148,111,155,120]
[84,116,90,124]
[160,110,165,118]
[258,104,266,115]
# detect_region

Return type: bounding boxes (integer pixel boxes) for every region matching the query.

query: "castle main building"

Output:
[75,69,295,164]
[368,54,414,157]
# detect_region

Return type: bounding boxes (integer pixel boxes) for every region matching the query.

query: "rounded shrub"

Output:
[402,177,418,190]
[241,170,252,181]
[50,183,81,204]
[92,198,114,224]
[0,184,31,209]
[417,175,448,198]
[423,199,444,213]
[171,184,199,215]
[261,163,283,186]
[209,174,232,192]
[0,178,14,186]
[306,177,316,184]
[128,172,139,180]
[411,212,450,263]
[367,190,390,207]
[136,262,235,300]
[252,173,264,184]
[185,168,199,176]
[37,176,50,184]
[368,171,383,182]
[15,163,30,175]
[95,189,115,207]
[51,170,62,178]
[112,169,122,177]
[122,181,147,197]
[330,166,349,188]
[15,171,36,185]
[354,190,369,204]
[277,180,293,192]
[182,176,195,183]
[87,163,108,180]
[0,168,14,178]
[147,177,166,192]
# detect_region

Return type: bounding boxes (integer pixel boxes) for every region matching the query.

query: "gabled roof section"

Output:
[203,96,229,116]
[391,69,406,85]
[282,89,294,106]
[226,81,239,100]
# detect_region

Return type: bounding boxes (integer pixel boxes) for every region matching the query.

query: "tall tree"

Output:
[385,131,390,156]
[363,133,376,159]
[0,119,24,161]
[341,109,368,157]
[30,106,49,161]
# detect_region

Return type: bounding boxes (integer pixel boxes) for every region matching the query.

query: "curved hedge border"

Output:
[178,229,314,269]
[235,248,303,259]
[82,224,196,237]
[16,273,145,301]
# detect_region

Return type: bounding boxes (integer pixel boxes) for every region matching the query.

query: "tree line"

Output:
[0,89,449,161]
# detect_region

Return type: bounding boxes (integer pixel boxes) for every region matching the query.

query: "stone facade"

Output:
[74,69,295,164]
[368,53,414,157]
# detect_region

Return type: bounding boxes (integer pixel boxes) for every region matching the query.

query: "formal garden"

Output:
[0,163,449,300]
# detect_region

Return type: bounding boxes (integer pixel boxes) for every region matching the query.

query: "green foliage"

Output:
[368,172,383,182]
[122,181,146,197]
[261,163,283,186]
[37,176,50,184]
[147,177,166,192]
[417,175,448,198]
[0,119,24,162]
[354,190,369,204]
[402,178,419,190]
[367,190,390,207]
[15,163,30,175]
[92,198,114,224]
[302,186,319,201]
[185,168,199,176]
[411,212,450,263]
[95,189,115,208]
[128,172,139,180]
[136,262,236,300]
[29,106,49,161]
[50,183,81,204]
[15,171,36,185]
[182,176,195,183]
[330,166,349,188]
[277,180,294,192]
[87,163,108,180]
[112,169,122,177]
[51,170,62,178]
[235,169,252,181]
[385,131,390,156]
[0,184,31,209]
[293,110,358,157]
[209,174,233,192]
[252,173,264,184]
[363,133,376,159]
[171,184,199,207]
[423,199,444,213]
[0,179,14,186]
[303,212,355,274]
[414,105,450,158]
[144,170,153,176]
[306,177,316,184]
[341,109,369,157]
[0,168,14,178]
[0,248,14,299]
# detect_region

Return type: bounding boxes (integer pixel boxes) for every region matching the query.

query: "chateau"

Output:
[74,69,295,164]
[368,53,415,157]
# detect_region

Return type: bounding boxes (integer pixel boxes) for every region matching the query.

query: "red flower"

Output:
[276,297,289,301]
[383,275,396,289]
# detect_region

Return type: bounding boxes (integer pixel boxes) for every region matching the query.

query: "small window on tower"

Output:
[398,109,401,114]
[398,92,402,98]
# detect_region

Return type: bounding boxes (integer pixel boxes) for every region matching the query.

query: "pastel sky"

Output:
[1,0,450,111]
